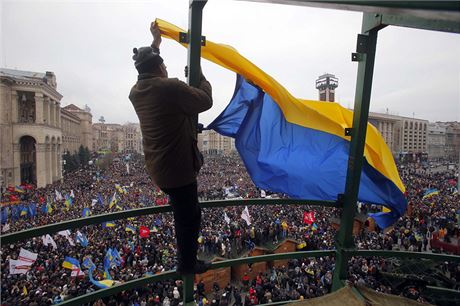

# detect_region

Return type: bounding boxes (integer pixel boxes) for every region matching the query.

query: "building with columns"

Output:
[62,104,93,150]
[61,108,82,154]
[0,68,63,188]
[445,122,460,161]
[198,130,236,155]
[427,123,447,160]
[123,123,143,153]
[92,122,143,154]
[368,112,400,156]
[395,117,428,161]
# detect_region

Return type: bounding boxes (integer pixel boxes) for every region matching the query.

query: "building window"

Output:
[18,92,36,123]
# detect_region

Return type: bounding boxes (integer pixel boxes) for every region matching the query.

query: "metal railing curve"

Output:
[1,198,338,244]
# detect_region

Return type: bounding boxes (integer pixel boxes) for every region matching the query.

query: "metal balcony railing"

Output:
[2,199,459,306]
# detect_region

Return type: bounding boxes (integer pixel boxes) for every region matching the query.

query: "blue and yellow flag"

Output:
[64,195,73,210]
[109,192,118,209]
[422,188,439,199]
[20,205,28,217]
[103,221,115,228]
[85,256,118,289]
[62,256,80,270]
[15,185,25,193]
[27,203,37,218]
[97,193,105,206]
[82,257,96,271]
[103,248,114,280]
[125,225,136,233]
[91,279,117,289]
[157,19,406,229]
[82,208,91,218]
[0,207,8,224]
[111,248,122,266]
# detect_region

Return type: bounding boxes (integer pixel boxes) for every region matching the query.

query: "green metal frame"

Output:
[2,1,460,305]
[332,13,379,291]
[186,2,208,303]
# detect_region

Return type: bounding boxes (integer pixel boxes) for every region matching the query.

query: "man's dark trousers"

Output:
[162,181,201,272]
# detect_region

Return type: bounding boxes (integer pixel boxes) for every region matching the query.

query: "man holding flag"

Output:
[129,21,212,275]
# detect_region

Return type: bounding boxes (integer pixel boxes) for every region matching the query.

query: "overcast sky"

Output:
[2,0,459,125]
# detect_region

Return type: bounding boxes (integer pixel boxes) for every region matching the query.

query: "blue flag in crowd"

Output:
[41,203,47,214]
[11,206,19,220]
[19,205,28,217]
[97,193,105,206]
[28,203,37,218]
[103,248,113,280]
[82,257,96,271]
[1,207,8,224]
[76,231,89,247]
[128,241,135,252]
[82,208,91,218]
[111,248,122,266]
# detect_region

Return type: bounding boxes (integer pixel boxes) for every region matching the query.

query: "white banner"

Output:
[9,259,30,275]
[2,223,10,233]
[55,190,63,201]
[71,268,85,277]
[224,212,231,224]
[58,230,75,246]
[42,234,57,250]
[18,248,37,264]
[241,206,251,226]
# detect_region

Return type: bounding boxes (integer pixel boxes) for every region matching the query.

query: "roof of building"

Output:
[63,104,82,112]
[61,108,81,122]
[0,68,46,80]
[0,68,62,99]
[369,111,430,123]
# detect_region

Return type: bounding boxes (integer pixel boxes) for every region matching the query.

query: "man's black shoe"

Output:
[177,260,211,275]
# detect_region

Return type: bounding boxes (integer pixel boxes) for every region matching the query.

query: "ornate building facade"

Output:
[427,123,447,160]
[368,112,400,156]
[92,122,143,154]
[60,108,82,154]
[123,123,143,153]
[198,130,236,155]
[62,104,93,150]
[1,68,63,188]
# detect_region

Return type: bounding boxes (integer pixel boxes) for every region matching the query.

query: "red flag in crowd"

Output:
[9,194,19,202]
[303,211,315,225]
[21,184,34,190]
[139,226,150,238]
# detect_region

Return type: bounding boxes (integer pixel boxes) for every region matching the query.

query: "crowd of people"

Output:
[1,153,459,305]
